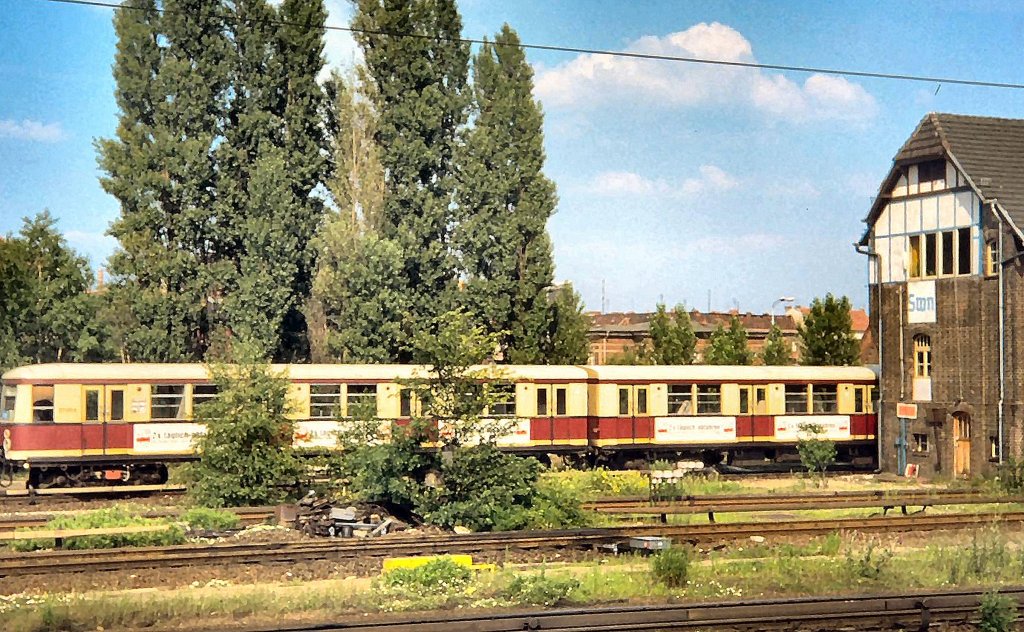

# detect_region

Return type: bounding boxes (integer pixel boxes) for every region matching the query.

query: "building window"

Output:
[917,160,945,184]
[310,384,342,419]
[985,240,998,276]
[990,436,999,461]
[32,385,54,422]
[811,385,837,414]
[696,385,721,414]
[958,227,971,275]
[909,235,921,278]
[914,335,932,378]
[668,385,693,415]
[151,385,185,419]
[924,232,937,276]
[785,385,808,413]
[913,433,929,453]
[941,231,954,275]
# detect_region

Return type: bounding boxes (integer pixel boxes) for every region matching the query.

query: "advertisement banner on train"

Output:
[654,416,737,443]
[773,415,851,441]
[133,423,206,454]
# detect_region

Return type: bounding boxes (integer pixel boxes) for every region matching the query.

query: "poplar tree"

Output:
[704,316,753,365]
[760,324,792,365]
[352,0,469,359]
[456,25,558,363]
[100,0,230,361]
[799,294,861,366]
[544,283,591,364]
[647,303,696,364]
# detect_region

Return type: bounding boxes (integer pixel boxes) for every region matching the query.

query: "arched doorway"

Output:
[952,412,971,476]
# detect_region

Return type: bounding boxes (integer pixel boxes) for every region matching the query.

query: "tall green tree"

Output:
[99,0,230,361]
[456,25,558,363]
[0,238,32,370]
[704,316,753,365]
[648,303,696,364]
[543,283,591,364]
[759,323,792,366]
[352,0,470,360]
[799,294,861,366]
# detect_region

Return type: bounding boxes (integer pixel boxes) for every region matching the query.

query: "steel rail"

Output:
[234,586,1024,631]
[0,511,1022,578]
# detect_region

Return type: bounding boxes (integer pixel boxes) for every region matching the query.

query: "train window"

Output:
[754,387,767,414]
[854,387,865,413]
[1,385,15,421]
[536,388,548,416]
[85,390,100,421]
[869,386,878,413]
[490,384,516,417]
[32,385,55,422]
[618,388,630,415]
[400,389,413,417]
[695,385,720,414]
[151,385,185,419]
[636,388,648,415]
[812,385,838,413]
[346,384,377,417]
[110,390,124,421]
[785,385,808,414]
[914,335,931,378]
[310,384,342,419]
[555,388,567,416]
[668,385,693,415]
[739,388,749,415]
[193,384,219,410]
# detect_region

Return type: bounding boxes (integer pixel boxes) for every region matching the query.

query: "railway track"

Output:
[0,506,274,532]
[234,586,1024,631]
[0,510,1021,578]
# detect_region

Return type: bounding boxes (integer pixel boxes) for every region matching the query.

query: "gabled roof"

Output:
[861,113,1024,244]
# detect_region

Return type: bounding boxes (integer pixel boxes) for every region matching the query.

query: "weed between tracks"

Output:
[7,527,1024,632]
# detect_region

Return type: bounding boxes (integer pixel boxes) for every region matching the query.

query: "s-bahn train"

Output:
[0,363,878,487]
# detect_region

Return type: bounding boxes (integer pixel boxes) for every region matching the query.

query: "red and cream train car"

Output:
[0,363,877,487]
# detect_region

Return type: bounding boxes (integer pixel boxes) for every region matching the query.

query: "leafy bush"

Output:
[797,423,837,487]
[380,558,473,596]
[995,457,1024,493]
[651,545,692,588]
[979,591,1019,632]
[180,507,241,531]
[842,537,893,581]
[500,573,579,606]
[11,506,185,551]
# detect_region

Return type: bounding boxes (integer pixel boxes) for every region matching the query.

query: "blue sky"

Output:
[2,0,1024,314]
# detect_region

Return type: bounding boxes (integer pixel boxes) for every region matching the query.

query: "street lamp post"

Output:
[771,296,795,327]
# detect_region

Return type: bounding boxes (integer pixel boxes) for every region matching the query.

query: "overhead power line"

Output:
[39,0,1024,91]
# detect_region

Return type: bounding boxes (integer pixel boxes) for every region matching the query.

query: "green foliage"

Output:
[605,347,649,365]
[796,423,837,487]
[995,457,1024,493]
[842,537,893,581]
[979,591,1019,632]
[541,469,651,499]
[380,558,474,595]
[99,0,329,362]
[651,545,693,588]
[703,316,753,365]
[0,212,108,370]
[189,346,302,507]
[648,304,697,364]
[759,323,792,365]
[10,506,185,552]
[798,293,860,366]
[180,507,241,531]
[352,0,469,360]
[456,25,560,365]
[543,283,591,364]
[500,573,580,606]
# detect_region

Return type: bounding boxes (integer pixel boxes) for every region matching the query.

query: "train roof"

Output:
[582,365,878,381]
[0,363,593,384]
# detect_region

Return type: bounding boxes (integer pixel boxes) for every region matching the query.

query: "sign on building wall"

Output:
[907,280,937,323]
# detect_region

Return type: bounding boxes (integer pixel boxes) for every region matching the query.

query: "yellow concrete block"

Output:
[382,554,474,574]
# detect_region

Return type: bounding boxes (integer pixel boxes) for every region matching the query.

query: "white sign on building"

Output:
[907,280,937,324]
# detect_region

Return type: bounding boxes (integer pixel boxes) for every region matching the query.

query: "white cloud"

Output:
[590,164,737,197]
[535,22,877,122]
[0,119,66,143]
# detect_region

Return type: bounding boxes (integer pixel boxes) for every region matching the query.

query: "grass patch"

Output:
[9,506,185,552]
[541,469,650,500]
[180,507,241,531]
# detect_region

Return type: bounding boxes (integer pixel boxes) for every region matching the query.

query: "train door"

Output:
[82,386,125,457]
[616,385,650,444]
[953,412,971,477]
